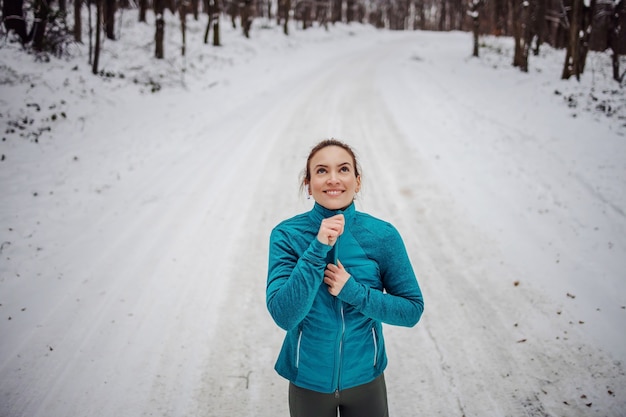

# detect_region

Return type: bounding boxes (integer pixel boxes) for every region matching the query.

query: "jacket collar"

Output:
[309,201,356,223]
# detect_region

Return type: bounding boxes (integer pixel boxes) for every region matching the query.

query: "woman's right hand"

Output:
[317,214,345,246]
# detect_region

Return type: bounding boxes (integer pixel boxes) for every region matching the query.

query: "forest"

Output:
[1,0,625,82]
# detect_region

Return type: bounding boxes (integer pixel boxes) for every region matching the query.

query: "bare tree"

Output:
[191,0,200,18]
[346,0,355,21]
[74,0,82,42]
[240,0,254,36]
[491,0,508,34]
[297,0,313,28]
[331,0,341,22]
[105,0,117,39]
[32,0,53,51]
[413,0,426,29]
[468,0,482,56]
[227,0,239,28]
[533,0,546,54]
[155,0,165,58]
[88,0,94,62]
[608,0,625,81]
[278,0,291,34]
[520,0,538,71]
[204,0,222,44]
[561,0,592,79]
[179,0,189,55]
[93,0,103,73]
[2,0,31,43]
[139,0,148,22]
[316,0,330,28]
[561,0,582,78]
[512,0,526,69]
[438,0,447,29]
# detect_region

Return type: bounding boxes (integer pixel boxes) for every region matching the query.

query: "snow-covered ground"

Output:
[1,11,625,417]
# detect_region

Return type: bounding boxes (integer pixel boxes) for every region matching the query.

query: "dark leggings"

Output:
[289,374,389,417]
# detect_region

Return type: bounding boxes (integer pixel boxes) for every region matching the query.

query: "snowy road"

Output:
[1,26,625,417]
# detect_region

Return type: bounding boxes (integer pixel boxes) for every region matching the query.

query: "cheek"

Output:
[309,179,323,193]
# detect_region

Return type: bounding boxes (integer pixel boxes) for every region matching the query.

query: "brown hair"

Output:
[301,139,361,193]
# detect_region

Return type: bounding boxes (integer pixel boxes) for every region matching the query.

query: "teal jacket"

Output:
[266,202,424,394]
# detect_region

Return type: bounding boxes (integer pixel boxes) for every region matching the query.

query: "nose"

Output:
[327,172,340,183]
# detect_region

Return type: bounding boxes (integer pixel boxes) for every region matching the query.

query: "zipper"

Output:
[334,301,345,398]
[333,230,344,397]
[296,328,303,368]
[372,326,378,367]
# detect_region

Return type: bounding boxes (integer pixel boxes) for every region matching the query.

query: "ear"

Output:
[355,175,361,193]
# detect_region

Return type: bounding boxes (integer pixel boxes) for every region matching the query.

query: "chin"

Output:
[322,200,351,210]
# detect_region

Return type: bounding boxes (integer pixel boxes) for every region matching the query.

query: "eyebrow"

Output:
[314,162,352,169]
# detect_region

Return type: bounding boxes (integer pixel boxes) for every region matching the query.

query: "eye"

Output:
[316,167,327,174]
[340,166,350,173]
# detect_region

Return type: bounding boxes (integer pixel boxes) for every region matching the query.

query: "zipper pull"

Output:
[334,389,340,399]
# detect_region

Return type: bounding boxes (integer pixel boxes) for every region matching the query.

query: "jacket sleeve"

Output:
[336,223,424,327]
[266,226,332,331]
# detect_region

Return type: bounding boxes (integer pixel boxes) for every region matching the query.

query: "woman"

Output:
[266,139,424,417]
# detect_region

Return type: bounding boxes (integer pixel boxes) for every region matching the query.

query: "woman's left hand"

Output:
[324,260,351,296]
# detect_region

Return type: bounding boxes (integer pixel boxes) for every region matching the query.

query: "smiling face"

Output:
[306,145,361,210]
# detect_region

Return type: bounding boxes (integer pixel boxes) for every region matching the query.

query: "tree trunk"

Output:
[608,0,624,81]
[520,0,532,72]
[438,0,446,30]
[32,0,51,51]
[346,0,354,22]
[611,51,622,82]
[3,0,30,43]
[88,0,93,63]
[283,0,290,34]
[577,0,592,74]
[204,0,221,44]
[179,1,187,56]
[332,0,342,23]
[241,0,253,37]
[155,0,165,59]
[74,0,82,42]
[191,0,199,19]
[533,0,545,55]
[105,0,116,40]
[472,16,479,56]
[561,0,581,79]
[229,1,238,28]
[139,0,147,22]
[469,0,481,57]
[493,0,507,35]
[204,0,211,43]
[450,0,462,29]
[512,0,523,67]
[303,1,312,29]
[212,11,220,45]
[93,0,102,74]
